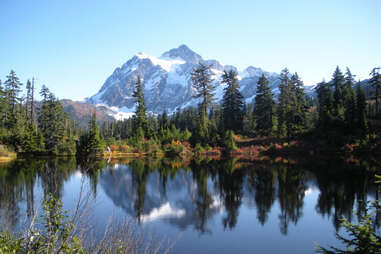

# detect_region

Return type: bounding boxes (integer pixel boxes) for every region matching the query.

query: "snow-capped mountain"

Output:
[88,45,293,117]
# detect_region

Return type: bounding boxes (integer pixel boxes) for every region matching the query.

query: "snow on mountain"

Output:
[88,44,311,118]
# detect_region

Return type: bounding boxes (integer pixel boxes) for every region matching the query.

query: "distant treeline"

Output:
[99,65,381,149]
[0,65,380,156]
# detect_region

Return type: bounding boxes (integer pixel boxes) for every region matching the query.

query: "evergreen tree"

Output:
[332,66,346,121]
[38,87,65,154]
[223,130,237,150]
[356,82,368,135]
[25,78,35,124]
[291,73,308,131]
[254,74,276,136]
[23,123,45,153]
[88,112,104,153]
[0,80,3,126]
[191,63,216,129]
[4,70,22,126]
[369,67,381,116]
[78,112,105,155]
[316,80,334,130]
[221,70,244,132]
[277,68,297,138]
[11,105,27,150]
[159,110,169,130]
[243,103,256,136]
[343,68,357,128]
[132,76,148,137]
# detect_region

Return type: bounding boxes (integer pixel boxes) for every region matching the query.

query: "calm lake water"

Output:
[0,156,379,253]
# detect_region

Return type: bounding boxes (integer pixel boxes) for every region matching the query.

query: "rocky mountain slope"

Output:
[61,99,115,127]
[87,45,297,116]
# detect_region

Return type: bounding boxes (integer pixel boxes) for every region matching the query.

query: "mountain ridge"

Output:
[87,45,312,118]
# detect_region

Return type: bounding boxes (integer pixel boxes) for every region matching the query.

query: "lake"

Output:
[0,156,379,253]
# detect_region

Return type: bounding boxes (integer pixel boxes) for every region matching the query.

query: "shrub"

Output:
[223,130,237,151]
[0,194,172,254]
[194,143,204,153]
[0,195,84,253]
[165,143,184,157]
[57,140,77,156]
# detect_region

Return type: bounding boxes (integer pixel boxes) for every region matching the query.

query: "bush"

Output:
[0,195,84,253]
[194,143,204,153]
[0,194,172,254]
[223,130,237,151]
[57,140,77,156]
[165,143,184,157]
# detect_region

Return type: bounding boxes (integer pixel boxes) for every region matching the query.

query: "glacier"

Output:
[88,44,312,118]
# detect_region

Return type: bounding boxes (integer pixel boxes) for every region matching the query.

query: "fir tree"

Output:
[11,105,27,150]
[89,112,103,152]
[290,73,308,131]
[25,78,35,124]
[343,68,357,128]
[191,63,216,130]
[254,74,276,136]
[0,80,3,126]
[23,123,45,153]
[159,110,169,130]
[332,66,346,121]
[132,76,148,137]
[4,70,22,126]
[221,70,244,132]
[4,70,22,112]
[356,82,368,135]
[315,80,335,131]
[277,68,297,138]
[369,67,381,116]
[243,103,256,136]
[38,87,65,154]
[78,111,105,155]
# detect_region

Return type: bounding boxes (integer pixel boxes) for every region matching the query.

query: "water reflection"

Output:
[0,155,379,237]
[0,157,77,230]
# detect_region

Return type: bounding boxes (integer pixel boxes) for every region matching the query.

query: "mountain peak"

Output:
[89,45,295,117]
[161,44,202,64]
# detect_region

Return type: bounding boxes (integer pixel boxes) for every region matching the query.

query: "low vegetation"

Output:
[315,175,381,254]
[0,194,172,254]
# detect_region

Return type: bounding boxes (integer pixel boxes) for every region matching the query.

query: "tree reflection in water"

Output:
[0,155,379,236]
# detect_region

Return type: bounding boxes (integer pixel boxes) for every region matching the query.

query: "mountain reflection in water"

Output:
[0,156,379,253]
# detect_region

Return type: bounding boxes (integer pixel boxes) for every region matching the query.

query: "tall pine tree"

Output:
[316,80,334,130]
[221,70,244,132]
[25,78,35,124]
[4,70,22,127]
[38,86,65,154]
[332,66,346,121]
[254,74,277,136]
[355,82,368,135]
[290,73,308,131]
[191,63,216,144]
[369,67,381,116]
[132,76,148,138]
[277,68,296,137]
[191,63,216,129]
[78,111,104,155]
[343,68,357,128]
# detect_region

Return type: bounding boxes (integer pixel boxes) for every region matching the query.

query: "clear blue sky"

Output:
[0,0,380,100]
